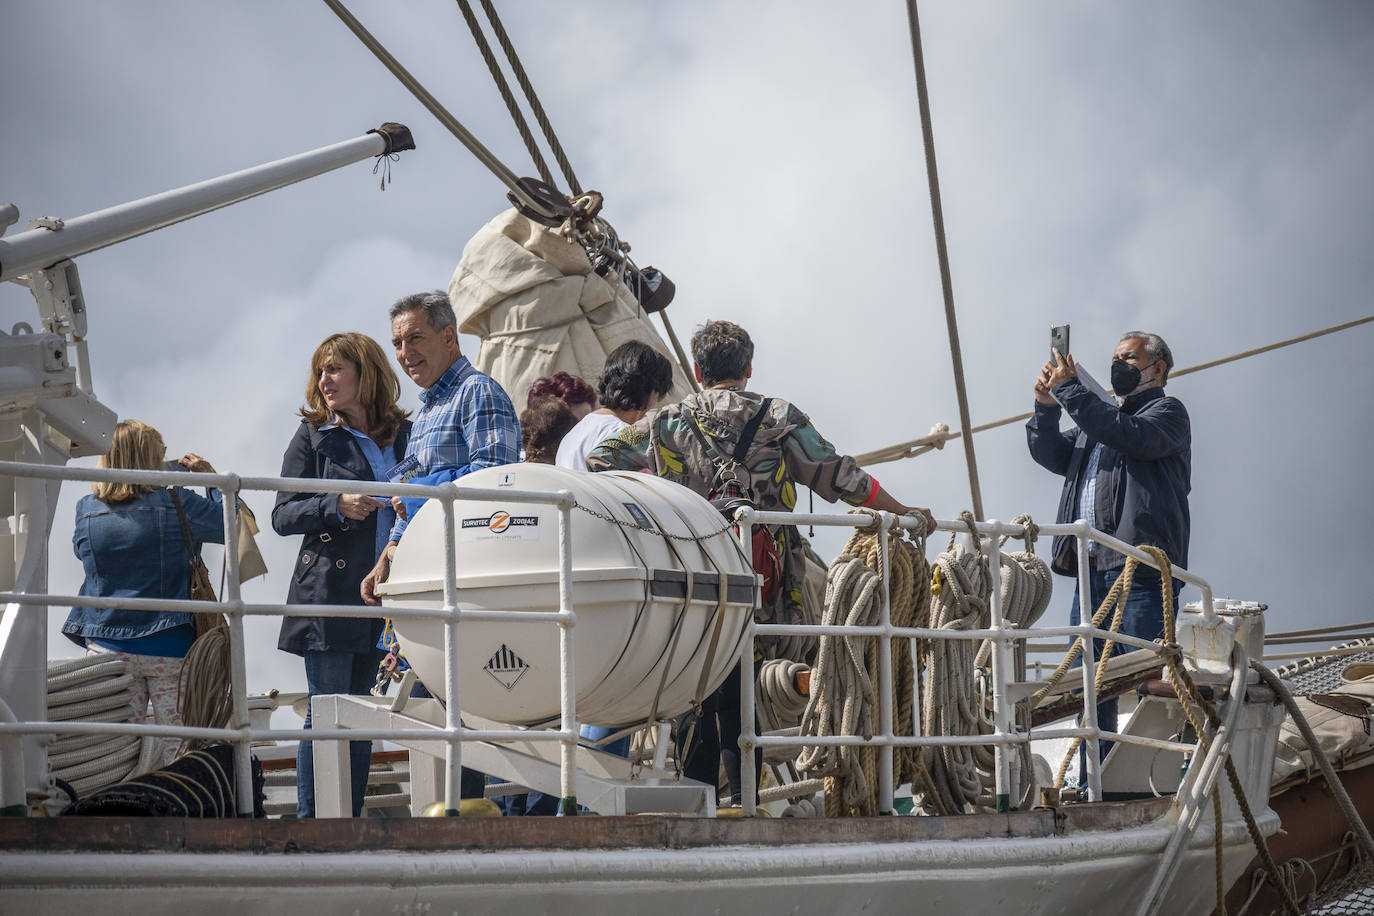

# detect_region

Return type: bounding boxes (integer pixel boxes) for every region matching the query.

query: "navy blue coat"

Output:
[1026,381,1191,579]
[273,419,411,655]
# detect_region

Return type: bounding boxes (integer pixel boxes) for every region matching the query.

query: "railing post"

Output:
[0,697,26,815]
[1136,645,1251,916]
[1077,521,1103,801]
[739,512,758,818]
[985,522,1016,811]
[440,487,463,815]
[217,476,254,817]
[556,495,578,815]
[877,512,895,815]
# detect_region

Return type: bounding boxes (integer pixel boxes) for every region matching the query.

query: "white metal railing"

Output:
[0,460,578,817]
[0,457,1228,821]
[735,507,1218,817]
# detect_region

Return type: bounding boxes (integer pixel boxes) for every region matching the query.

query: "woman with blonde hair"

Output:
[273,331,411,818]
[61,420,224,770]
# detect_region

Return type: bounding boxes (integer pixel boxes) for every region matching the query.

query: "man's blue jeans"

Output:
[298,647,386,818]
[1068,567,1180,780]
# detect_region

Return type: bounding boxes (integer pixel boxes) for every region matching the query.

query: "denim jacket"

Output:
[62,486,226,646]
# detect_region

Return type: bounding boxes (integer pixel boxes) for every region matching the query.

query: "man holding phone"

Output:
[1027,330,1192,775]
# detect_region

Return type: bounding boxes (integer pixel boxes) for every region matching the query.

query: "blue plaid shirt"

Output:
[389,355,521,541]
[1077,441,1104,558]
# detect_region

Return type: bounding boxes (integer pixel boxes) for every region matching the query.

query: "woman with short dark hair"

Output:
[555,341,673,470]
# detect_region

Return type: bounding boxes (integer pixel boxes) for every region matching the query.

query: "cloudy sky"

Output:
[4,1,1373,703]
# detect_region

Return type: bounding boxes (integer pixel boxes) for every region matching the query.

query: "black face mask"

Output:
[1110,360,1142,396]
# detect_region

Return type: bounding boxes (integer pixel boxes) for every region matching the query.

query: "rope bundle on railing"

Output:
[60,743,264,818]
[757,659,809,734]
[797,510,929,817]
[179,626,233,744]
[986,515,1052,806]
[915,511,1051,815]
[797,553,883,813]
[45,655,146,797]
[916,516,990,814]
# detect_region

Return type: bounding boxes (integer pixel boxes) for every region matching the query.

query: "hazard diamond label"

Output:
[484,644,530,691]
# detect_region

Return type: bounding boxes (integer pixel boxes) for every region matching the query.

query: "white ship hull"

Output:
[0,804,1278,916]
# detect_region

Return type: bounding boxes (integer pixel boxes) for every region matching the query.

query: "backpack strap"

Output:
[732,398,773,463]
[685,397,774,475]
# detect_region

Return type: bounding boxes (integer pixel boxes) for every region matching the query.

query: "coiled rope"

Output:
[60,743,261,818]
[178,624,233,746]
[797,509,929,817]
[756,659,809,737]
[45,656,147,797]
[915,511,1051,814]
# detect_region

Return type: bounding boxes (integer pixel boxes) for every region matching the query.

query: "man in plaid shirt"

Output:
[361,291,521,604]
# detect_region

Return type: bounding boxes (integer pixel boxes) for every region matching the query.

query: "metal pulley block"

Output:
[507,176,573,226]
[626,266,675,313]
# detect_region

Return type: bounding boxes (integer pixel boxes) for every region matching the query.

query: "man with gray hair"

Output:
[1027,330,1191,773]
[361,290,521,605]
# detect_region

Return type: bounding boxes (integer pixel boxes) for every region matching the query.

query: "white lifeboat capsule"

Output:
[379,464,758,726]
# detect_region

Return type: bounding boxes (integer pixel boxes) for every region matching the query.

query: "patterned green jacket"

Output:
[586,388,877,649]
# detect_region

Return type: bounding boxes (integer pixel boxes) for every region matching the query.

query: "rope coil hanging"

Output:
[797,510,930,817]
[45,655,146,798]
[914,511,1051,815]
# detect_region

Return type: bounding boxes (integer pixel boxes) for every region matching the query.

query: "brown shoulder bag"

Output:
[169,488,225,637]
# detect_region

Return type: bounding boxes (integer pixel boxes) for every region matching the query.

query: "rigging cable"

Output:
[854,312,1374,468]
[454,0,558,191]
[475,0,584,196]
[905,0,985,521]
[320,0,559,221]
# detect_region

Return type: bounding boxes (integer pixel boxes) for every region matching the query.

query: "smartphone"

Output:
[163,459,188,472]
[1050,324,1070,362]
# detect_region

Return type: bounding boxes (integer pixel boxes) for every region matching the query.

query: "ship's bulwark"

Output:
[0,801,1274,916]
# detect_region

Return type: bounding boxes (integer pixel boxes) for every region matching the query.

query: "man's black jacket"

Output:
[1025,380,1191,578]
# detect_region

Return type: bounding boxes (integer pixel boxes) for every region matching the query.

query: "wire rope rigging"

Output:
[321,0,698,385]
[853,312,1374,468]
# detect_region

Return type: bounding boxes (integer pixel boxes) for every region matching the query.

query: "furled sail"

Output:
[449,208,692,409]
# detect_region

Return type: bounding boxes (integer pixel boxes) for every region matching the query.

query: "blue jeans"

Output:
[581,725,632,758]
[1069,567,1180,779]
[298,647,386,818]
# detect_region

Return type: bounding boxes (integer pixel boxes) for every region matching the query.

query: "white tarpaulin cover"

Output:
[448,208,692,410]
[1271,663,1374,783]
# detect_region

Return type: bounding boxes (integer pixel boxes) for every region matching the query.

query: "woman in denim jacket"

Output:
[62,420,225,769]
[273,332,410,818]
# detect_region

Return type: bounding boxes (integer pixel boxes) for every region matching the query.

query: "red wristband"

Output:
[859,476,880,508]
